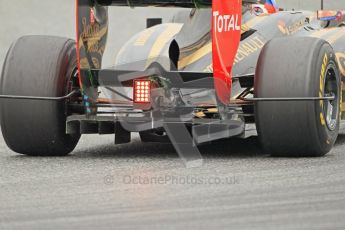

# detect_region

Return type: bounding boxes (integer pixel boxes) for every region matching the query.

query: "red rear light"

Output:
[133,80,151,103]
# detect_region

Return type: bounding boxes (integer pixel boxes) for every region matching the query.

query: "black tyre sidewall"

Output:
[255,37,340,157]
[0,36,80,156]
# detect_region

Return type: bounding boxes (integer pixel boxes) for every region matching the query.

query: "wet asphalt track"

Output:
[1,1,345,230]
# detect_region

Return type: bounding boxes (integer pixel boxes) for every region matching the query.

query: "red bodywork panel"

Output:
[212,0,242,105]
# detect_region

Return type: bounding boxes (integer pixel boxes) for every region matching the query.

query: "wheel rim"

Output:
[323,62,339,131]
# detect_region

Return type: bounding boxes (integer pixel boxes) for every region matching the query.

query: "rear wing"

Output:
[76,0,242,107]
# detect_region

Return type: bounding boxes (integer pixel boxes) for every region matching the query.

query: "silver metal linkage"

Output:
[241,96,335,102]
[0,90,79,101]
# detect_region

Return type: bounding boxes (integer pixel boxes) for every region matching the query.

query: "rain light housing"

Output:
[133,80,151,104]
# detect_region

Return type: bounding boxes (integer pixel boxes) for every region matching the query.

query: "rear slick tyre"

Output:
[255,37,341,157]
[0,36,80,156]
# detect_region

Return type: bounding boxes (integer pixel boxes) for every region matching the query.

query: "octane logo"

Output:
[213,11,241,33]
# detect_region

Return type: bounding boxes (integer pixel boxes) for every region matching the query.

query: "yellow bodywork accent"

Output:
[178,16,267,70]
[194,108,219,118]
[178,42,212,69]
[134,27,155,46]
[194,111,206,118]
[242,15,267,33]
[207,108,218,113]
[146,24,183,67]
[78,26,108,49]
